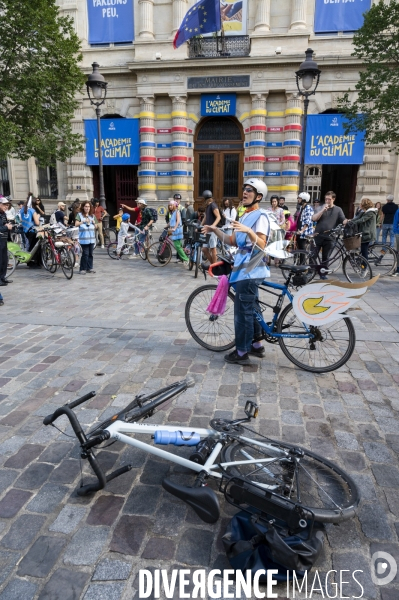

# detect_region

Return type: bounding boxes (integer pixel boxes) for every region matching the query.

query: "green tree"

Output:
[338,1,399,148]
[0,0,85,165]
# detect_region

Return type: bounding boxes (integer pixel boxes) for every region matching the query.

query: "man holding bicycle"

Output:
[311,191,346,279]
[0,197,13,286]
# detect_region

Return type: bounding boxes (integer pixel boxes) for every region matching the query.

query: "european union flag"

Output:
[173,0,221,49]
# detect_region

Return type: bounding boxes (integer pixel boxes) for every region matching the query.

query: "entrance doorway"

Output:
[194,117,244,207]
[320,164,358,218]
[92,165,139,222]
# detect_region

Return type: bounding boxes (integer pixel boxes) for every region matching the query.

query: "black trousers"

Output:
[0,238,8,281]
[312,237,335,267]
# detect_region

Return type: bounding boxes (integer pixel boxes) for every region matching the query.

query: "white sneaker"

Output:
[101,245,105,249]
[128,255,138,260]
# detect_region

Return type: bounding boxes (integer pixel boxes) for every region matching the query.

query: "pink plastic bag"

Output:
[206,275,229,316]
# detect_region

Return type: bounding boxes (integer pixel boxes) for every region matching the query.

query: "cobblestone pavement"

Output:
[0,250,398,600]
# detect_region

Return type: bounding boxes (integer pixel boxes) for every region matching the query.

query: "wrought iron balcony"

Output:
[188,35,250,59]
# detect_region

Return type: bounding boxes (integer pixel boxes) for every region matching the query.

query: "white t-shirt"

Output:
[240,212,271,237]
[223,207,237,222]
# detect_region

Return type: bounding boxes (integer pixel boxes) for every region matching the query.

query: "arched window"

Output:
[306,167,320,177]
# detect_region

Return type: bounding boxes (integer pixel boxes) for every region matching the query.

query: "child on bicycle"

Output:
[116,213,131,259]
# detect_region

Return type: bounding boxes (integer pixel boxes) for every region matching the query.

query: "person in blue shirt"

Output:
[20,199,41,268]
[75,201,98,274]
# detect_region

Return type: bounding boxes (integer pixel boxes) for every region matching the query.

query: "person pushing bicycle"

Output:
[202,178,271,366]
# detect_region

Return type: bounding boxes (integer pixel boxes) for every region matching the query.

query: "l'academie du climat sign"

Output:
[304,114,365,165]
[84,119,140,165]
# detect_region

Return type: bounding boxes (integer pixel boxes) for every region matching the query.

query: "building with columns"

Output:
[2,0,398,217]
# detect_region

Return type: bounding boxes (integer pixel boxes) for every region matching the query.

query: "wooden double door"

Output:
[194,117,244,206]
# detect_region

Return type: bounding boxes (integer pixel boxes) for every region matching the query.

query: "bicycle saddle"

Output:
[278,264,309,273]
[162,478,220,524]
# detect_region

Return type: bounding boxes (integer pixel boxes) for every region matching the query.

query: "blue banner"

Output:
[201,94,236,116]
[85,119,140,165]
[314,0,371,33]
[87,0,134,44]
[305,115,365,165]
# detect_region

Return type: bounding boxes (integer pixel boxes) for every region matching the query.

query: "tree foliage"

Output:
[338,1,399,148]
[0,0,85,164]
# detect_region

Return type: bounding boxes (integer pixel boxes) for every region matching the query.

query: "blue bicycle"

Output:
[185,264,356,373]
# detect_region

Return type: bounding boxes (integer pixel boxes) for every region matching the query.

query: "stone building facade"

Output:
[1,0,398,216]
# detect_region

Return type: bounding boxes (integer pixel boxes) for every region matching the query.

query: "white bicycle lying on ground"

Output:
[43,378,359,528]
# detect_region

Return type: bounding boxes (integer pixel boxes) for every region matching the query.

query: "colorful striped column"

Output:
[170,95,190,198]
[282,92,302,201]
[246,93,267,182]
[138,96,157,201]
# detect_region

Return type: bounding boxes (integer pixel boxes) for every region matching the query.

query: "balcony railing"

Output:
[188,35,250,59]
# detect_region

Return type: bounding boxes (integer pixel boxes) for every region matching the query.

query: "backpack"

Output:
[146,207,158,223]
[343,220,361,239]
[222,511,325,583]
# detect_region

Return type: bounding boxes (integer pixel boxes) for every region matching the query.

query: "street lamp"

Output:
[295,48,321,193]
[86,62,108,208]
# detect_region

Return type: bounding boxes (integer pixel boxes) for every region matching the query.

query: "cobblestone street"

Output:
[0,250,398,599]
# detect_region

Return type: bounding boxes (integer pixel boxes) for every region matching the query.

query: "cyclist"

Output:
[116,213,131,259]
[168,200,189,267]
[203,178,270,365]
[121,198,154,249]
[296,192,314,253]
[312,191,346,279]
[201,190,221,266]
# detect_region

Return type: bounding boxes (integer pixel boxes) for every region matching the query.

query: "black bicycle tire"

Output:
[367,243,397,277]
[221,438,360,523]
[147,241,172,267]
[108,228,117,243]
[277,303,355,373]
[60,247,74,280]
[138,242,147,260]
[41,244,57,273]
[68,248,76,268]
[185,284,236,351]
[342,253,372,283]
[195,245,201,278]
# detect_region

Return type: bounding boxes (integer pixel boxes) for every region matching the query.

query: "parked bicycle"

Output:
[146,226,203,268]
[43,380,359,526]
[283,225,373,283]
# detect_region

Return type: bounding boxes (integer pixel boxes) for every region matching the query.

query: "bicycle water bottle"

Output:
[154,430,200,446]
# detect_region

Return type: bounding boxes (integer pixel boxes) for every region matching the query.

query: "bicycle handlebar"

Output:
[43,391,96,426]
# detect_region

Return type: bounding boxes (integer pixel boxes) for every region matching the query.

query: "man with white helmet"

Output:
[296,192,314,254]
[203,178,271,365]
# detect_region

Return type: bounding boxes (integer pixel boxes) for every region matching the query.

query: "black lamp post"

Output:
[296,48,321,194]
[86,62,108,208]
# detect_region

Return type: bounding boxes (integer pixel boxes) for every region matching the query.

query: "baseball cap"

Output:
[0,196,9,204]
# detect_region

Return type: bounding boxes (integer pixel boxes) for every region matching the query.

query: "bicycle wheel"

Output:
[137,242,147,260]
[185,284,236,351]
[277,303,355,373]
[342,253,372,283]
[367,243,397,277]
[108,228,117,243]
[195,244,201,278]
[147,241,172,267]
[41,244,57,273]
[5,251,16,279]
[221,438,359,523]
[279,251,316,283]
[188,246,195,271]
[107,242,120,259]
[67,247,76,267]
[60,247,74,280]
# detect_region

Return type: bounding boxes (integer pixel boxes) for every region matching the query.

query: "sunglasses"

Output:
[242,186,255,193]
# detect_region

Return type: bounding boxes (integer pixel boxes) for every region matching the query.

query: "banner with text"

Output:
[304,115,365,165]
[314,0,371,33]
[85,119,140,165]
[87,0,134,44]
[201,94,236,116]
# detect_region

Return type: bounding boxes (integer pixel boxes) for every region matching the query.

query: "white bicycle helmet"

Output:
[243,178,268,201]
[298,192,311,203]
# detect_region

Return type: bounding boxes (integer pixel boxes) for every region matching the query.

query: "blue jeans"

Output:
[234,278,264,353]
[376,226,381,243]
[80,243,94,271]
[382,224,395,247]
